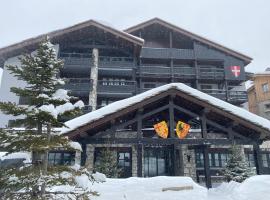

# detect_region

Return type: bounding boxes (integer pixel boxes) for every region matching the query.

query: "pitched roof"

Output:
[62,83,270,136]
[0,19,144,59]
[125,18,252,64]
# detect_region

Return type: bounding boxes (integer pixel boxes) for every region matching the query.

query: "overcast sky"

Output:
[0,0,269,73]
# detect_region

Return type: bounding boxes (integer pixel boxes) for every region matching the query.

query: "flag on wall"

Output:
[176,121,190,139]
[153,121,168,138]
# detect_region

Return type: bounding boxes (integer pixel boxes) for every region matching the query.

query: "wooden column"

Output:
[137,109,143,177]
[170,59,174,83]
[169,31,173,48]
[81,143,87,166]
[253,143,263,175]
[203,145,212,188]
[201,114,212,188]
[224,80,229,101]
[169,97,175,138]
[194,60,199,89]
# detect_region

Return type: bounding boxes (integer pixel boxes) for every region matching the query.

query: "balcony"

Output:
[62,78,92,96]
[59,53,134,68]
[97,80,136,98]
[200,89,248,103]
[140,65,170,77]
[228,90,248,103]
[140,47,194,59]
[198,66,224,80]
[200,89,227,100]
[83,105,92,114]
[173,66,196,78]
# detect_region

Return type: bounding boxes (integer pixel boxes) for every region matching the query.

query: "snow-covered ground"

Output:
[90,176,270,200]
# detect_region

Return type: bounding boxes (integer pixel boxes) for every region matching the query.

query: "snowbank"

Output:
[91,176,207,200]
[209,175,270,200]
[92,172,106,183]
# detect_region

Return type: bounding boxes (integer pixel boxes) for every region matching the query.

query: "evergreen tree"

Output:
[94,148,121,178]
[223,144,255,183]
[0,37,93,199]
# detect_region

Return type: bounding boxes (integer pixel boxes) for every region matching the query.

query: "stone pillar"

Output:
[181,145,196,181]
[132,145,138,177]
[89,48,99,110]
[85,144,95,172]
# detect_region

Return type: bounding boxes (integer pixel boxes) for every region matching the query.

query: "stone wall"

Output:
[180,145,197,181]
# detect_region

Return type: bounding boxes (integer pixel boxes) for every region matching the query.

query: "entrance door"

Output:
[117,150,132,178]
[144,146,173,177]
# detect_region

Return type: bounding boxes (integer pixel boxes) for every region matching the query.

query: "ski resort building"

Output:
[0,18,270,187]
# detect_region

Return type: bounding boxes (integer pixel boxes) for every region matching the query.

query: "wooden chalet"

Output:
[63,83,270,188]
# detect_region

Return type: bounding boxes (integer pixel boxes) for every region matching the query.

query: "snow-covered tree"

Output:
[0,37,95,199]
[94,148,121,178]
[223,144,255,183]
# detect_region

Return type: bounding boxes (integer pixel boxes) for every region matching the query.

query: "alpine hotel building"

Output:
[1,18,270,188]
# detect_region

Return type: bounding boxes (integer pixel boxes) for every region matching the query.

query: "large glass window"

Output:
[245,153,255,168]
[144,147,172,177]
[48,151,75,166]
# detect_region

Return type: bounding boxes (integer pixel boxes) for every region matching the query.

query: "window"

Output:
[265,104,270,110]
[262,83,269,93]
[48,152,75,166]
[245,153,255,168]
[220,153,229,167]
[262,154,268,167]
[195,152,204,168]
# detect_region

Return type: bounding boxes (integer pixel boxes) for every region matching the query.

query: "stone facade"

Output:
[180,145,197,181]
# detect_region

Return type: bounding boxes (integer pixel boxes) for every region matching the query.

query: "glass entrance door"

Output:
[144,146,173,177]
[117,150,132,178]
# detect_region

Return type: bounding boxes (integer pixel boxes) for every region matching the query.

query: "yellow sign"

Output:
[176,121,190,139]
[154,121,168,138]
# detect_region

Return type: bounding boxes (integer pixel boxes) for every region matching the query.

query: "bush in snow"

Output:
[223,144,256,183]
[0,37,95,199]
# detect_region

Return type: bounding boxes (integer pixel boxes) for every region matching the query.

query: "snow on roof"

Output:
[0,152,31,163]
[62,83,270,134]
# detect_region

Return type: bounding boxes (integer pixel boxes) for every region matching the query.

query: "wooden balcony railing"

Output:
[59,53,134,67]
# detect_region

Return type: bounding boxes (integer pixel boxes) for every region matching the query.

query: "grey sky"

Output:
[0,0,269,73]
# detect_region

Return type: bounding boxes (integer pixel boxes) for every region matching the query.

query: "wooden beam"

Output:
[169,97,175,138]
[69,91,171,138]
[173,104,251,141]
[81,143,87,166]
[79,138,256,145]
[253,144,263,175]
[203,145,212,188]
[92,104,170,138]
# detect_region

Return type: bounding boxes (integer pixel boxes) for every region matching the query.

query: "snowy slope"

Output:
[62,83,270,134]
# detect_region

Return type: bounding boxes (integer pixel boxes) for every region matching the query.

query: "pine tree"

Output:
[223,144,255,183]
[94,148,121,178]
[0,37,94,199]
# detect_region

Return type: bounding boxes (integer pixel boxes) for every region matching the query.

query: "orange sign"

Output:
[176,121,190,139]
[154,121,168,138]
